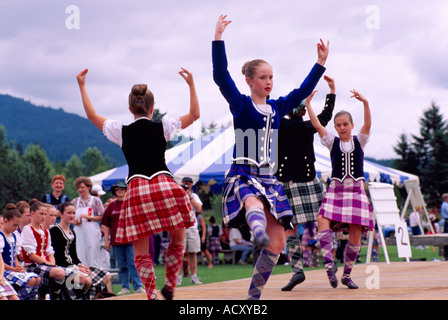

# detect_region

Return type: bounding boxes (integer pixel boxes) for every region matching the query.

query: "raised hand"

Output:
[351,89,371,135]
[178,67,194,86]
[350,89,367,103]
[316,39,330,66]
[215,14,232,40]
[76,69,88,87]
[324,75,335,93]
[305,90,318,106]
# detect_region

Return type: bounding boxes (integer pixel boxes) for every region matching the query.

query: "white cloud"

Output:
[0,0,447,160]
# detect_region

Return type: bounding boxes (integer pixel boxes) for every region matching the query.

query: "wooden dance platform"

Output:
[106,261,448,300]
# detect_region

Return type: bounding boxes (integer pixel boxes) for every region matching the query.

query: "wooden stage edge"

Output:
[107,260,448,300]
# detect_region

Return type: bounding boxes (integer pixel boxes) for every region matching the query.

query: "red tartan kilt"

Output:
[115,175,195,244]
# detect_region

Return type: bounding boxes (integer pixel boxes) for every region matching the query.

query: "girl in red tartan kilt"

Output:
[76,67,200,300]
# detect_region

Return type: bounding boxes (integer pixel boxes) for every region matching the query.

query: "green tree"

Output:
[80,147,112,177]
[395,102,448,207]
[0,126,28,204]
[21,143,53,201]
[63,154,85,198]
[153,109,166,122]
[413,102,448,202]
[392,133,420,175]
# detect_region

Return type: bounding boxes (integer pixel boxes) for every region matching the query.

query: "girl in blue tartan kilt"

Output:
[1,204,41,300]
[213,15,329,299]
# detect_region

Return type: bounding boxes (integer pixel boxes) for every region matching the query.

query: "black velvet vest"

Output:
[330,136,364,182]
[121,119,170,181]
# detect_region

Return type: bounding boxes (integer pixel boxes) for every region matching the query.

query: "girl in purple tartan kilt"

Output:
[213,15,329,299]
[306,89,373,289]
[76,66,199,300]
[207,216,222,265]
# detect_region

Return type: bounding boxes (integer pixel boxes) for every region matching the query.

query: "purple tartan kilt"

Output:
[0,278,17,298]
[208,237,222,252]
[222,163,293,230]
[318,178,373,233]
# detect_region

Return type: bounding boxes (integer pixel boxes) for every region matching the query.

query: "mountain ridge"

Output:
[0,93,126,165]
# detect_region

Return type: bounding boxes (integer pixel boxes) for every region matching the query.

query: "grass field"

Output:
[111,244,445,294]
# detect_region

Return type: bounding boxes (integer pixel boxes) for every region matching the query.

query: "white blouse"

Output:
[21,225,55,258]
[102,115,182,147]
[321,131,369,152]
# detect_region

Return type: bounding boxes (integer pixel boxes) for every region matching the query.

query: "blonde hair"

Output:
[241,59,269,79]
[129,84,154,116]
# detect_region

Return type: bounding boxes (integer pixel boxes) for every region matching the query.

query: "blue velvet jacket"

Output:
[212,40,326,168]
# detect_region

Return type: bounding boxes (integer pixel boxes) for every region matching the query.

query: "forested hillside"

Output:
[0,94,126,165]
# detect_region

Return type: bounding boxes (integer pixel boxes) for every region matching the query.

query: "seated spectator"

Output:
[51,202,112,299]
[1,204,40,300]
[21,202,72,300]
[229,227,253,264]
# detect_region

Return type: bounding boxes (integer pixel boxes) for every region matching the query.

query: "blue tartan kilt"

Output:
[222,163,293,230]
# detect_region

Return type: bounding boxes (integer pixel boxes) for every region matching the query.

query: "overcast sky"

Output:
[0,0,447,159]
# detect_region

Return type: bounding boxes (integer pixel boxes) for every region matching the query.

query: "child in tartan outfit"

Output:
[1,204,41,300]
[76,66,200,300]
[306,89,373,289]
[277,75,335,291]
[213,15,328,299]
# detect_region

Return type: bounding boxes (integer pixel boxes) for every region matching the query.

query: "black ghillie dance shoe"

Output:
[325,263,338,288]
[281,272,306,291]
[161,286,173,300]
[341,275,359,289]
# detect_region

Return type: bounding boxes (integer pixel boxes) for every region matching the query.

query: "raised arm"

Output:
[350,90,371,135]
[178,68,200,129]
[314,75,336,127]
[76,69,107,130]
[305,91,328,138]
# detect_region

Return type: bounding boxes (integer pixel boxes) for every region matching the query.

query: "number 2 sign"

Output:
[395,221,412,259]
